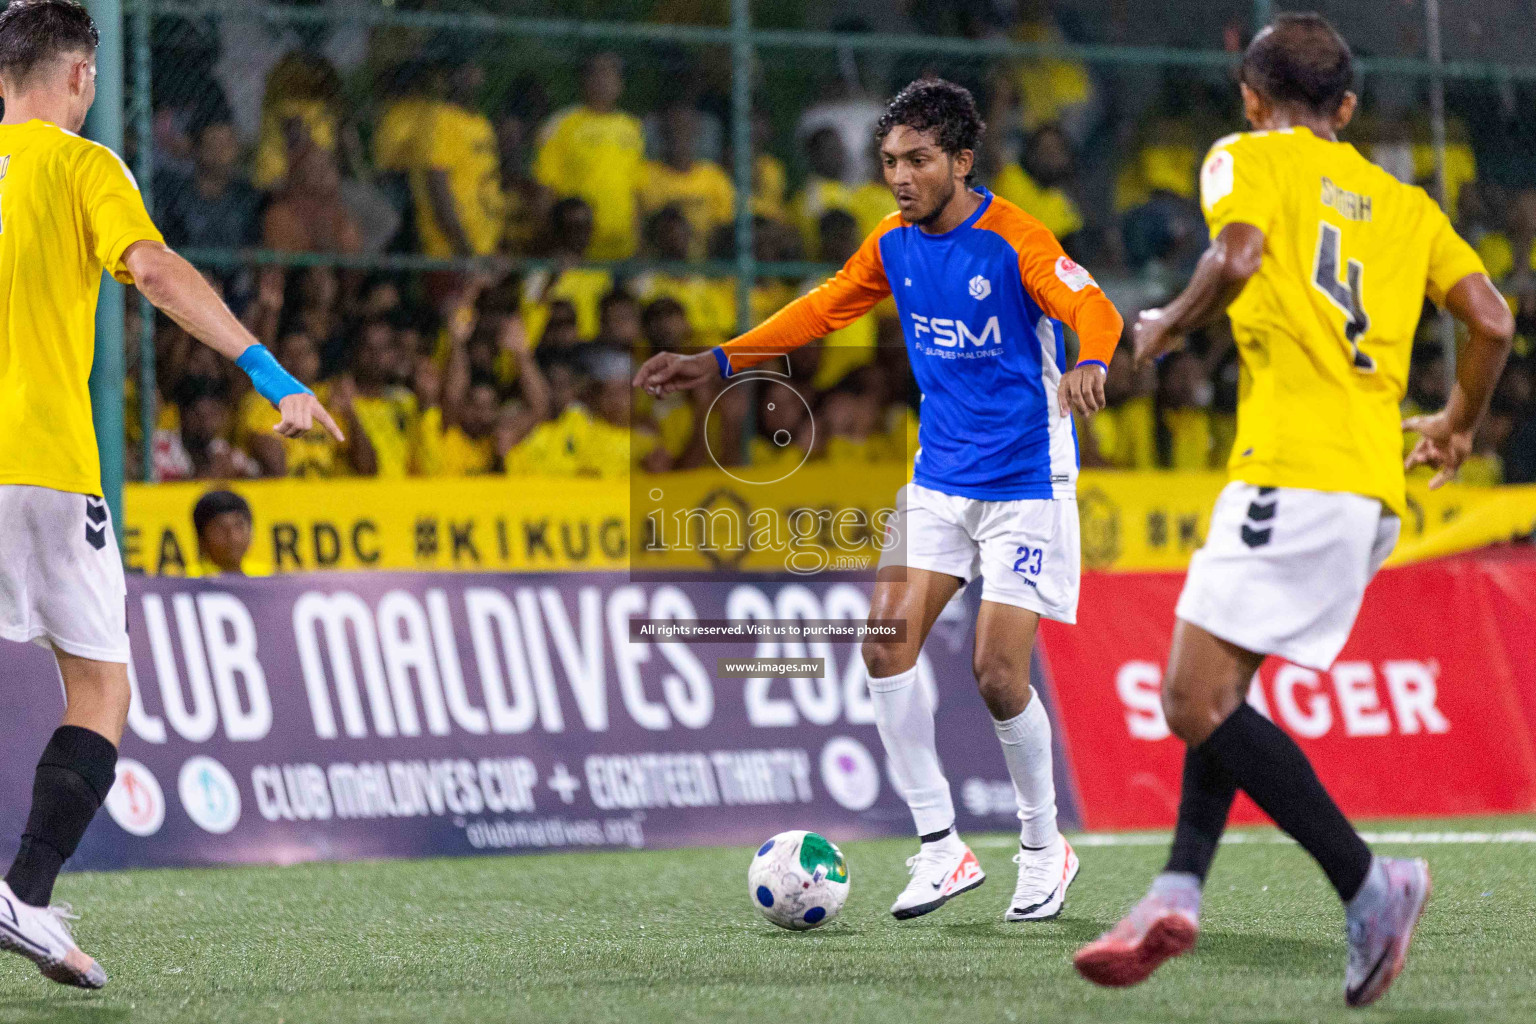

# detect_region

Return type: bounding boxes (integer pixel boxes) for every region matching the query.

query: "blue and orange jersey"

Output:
[715,187,1122,500]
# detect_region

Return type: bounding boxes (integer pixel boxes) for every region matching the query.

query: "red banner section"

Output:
[1041,554,1536,831]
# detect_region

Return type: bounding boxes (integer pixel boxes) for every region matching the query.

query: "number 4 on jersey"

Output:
[1311,222,1375,372]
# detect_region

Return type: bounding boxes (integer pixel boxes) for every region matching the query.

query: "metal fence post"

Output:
[1424,0,1457,371]
[1252,0,1273,33]
[731,0,754,335]
[86,0,126,546]
[731,0,757,461]
[132,0,157,480]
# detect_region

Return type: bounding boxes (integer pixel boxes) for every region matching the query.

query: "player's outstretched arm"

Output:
[633,222,895,398]
[1133,223,1265,369]
[1403,273,1514,489]
[123,241,344,442]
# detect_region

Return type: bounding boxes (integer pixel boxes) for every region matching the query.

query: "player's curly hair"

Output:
[1242,13,1354,116]
[0,0,97,88]
[876,78,986,183]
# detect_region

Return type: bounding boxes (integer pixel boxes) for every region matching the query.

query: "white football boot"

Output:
[1005,835,1080,921]
[0,880,107,989]
[890,838,986,920]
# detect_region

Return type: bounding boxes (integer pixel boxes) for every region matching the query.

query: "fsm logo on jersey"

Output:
[910,313,1002,348]
[178,756,242,834]
[968,274,991,300]
[819,736,880,811]
[104,758,165,837]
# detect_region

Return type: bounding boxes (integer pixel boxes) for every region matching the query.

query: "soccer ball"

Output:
[747,830,849,930]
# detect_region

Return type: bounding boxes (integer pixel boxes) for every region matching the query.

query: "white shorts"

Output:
[0,484,129,663]
[877,482,1080,623]
[1175,482,1399,671]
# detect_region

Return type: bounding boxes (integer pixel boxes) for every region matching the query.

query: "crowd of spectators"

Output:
[128,5,1536,485]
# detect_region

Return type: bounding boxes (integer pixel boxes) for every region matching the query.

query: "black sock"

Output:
[1200,705,1371,902]
[919,825,954,845]
[5,726,117,907]
[1164,742,1238,881]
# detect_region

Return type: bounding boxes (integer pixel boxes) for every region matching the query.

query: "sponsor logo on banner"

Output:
[179,756,242,834]
[819,736,880,811]
[105,759,164,837]
[1040,562,1536,830]
[19,572,1019,871]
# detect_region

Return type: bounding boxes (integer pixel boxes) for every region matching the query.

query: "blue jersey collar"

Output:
[913,187,992,240]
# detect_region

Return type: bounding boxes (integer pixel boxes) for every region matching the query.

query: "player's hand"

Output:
[632,351,720,397]
[275,392,345,442]
[1132,307,1182,369]
[1058,365,1107,418]
[1402,410,1472,490]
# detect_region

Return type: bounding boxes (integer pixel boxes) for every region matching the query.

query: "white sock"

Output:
[868,665,954,837]
[993,686,1059,850]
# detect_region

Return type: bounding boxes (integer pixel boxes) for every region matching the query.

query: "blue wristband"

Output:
[236,344,310,406]
[1076,359,1108,373]
[711,346,734,379]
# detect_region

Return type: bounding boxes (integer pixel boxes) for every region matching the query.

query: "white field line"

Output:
[975,830,1536,849]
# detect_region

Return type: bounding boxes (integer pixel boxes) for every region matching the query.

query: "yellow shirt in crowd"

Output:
[1089,395,1157,470]
[791,176,855,257]
[1161,407,1214,471]
[522,267,614,343]
[236,384,345,478]
[848,181,899,240]
[374,97,438,173]
[417,407,498,476]
[253,99,337,189]
[350,390,425,479]
[992,163,1084,240]
[1200,126,1486,516]
[0,120,163,495]
[639,159,734,254]
[535,107,646,259]
[414,102,506,257]
[505,405,645,478]
[634,272,735,347]
[753,153,788,221]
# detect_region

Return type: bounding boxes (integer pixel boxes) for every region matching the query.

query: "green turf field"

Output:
[2,816,1533,1024]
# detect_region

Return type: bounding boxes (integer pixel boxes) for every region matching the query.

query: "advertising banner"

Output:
[0,573,1078,870]
[1040,557,1536,831]
[123,471,1531,576]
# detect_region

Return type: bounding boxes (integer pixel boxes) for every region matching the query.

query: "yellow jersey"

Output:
[848,181,898,240]
[638,159,734,255]
[522,267,613,342]
[417,407,497,476]
[1200,126,1486,516]
[0,120,163,495]
[350,389,424,479]
[1089,396,1157,470]
[753,154,788,221]
[253,99,338,190]
[534,107,645,259]
[790,176,855,257]
[992,163,1084,241]
[413,102,505,258]
[374,97,437,173]
[633,273,735,348]
[236,384,344,478]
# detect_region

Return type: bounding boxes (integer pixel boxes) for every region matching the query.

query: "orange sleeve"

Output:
[1013,220,1123,369]
[716,220,894,375]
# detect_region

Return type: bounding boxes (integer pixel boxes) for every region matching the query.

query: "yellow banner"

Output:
[125,470,1536,576]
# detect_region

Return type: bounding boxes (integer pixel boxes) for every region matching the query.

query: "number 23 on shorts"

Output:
[1012,545,1044,577]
